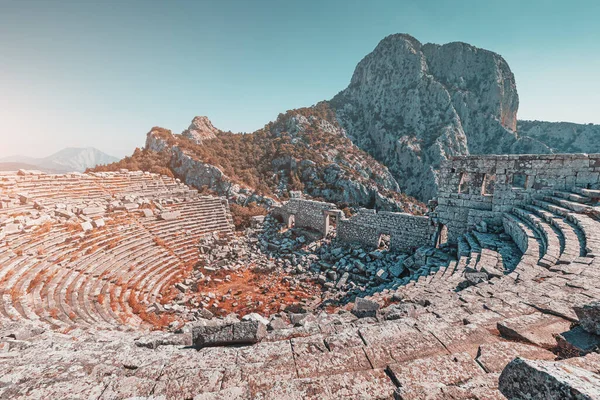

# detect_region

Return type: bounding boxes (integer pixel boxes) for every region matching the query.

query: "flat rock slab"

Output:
[499,357,600,400]
[159,210,181,220]
[221,341,297,392]
[388,352,485,397]
[427,323,500,358]
[563,352,600,374]
[294,346,372,379]
[134,332,191,349]
[497,312,571,348]
[192,321,266,348]
[359,321,447,368]
[574,301,600,336]
[192,385,251,400]
[254,369,396,400]
[476,341,555,373]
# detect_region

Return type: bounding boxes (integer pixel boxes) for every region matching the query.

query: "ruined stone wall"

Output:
[272,198,337,235]
[436,153,600,242]
[337,209,436,252]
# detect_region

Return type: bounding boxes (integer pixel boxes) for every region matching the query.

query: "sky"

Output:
[1,0,599,158]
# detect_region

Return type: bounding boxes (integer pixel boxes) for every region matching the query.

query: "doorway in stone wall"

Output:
[324,210,341,237]
[436,224,448,248]
[378,233,391,251]
[287,214,295,229]
[325,214,337,235]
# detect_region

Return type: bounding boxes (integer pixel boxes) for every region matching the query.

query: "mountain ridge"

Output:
[95,33,600,205]
[0,147,119,173]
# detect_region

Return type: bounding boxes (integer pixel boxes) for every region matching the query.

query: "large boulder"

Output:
[556,326,600,357]
[574,301,600,336]
[499,357,600,399]
[352,297,380,319]
[192,320,266,348]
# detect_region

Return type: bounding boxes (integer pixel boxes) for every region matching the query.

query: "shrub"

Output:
[230,203,267,230]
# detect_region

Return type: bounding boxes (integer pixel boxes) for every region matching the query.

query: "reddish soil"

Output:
[195,266,327,318]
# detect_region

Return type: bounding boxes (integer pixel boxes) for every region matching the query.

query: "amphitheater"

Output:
[0,154,600,399]
[0,169,234,330]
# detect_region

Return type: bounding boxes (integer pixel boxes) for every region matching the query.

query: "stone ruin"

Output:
[435,153,600,243]
[0,169,234,330]
[272,198,437,252]
[1,152,600,399]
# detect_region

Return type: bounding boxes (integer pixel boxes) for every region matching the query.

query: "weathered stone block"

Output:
[159,210,181,220]
[192,320,266,348]
[352,298,380,318]
[574,301,600,335]
[499,357,600,399]
[556,326,600,356]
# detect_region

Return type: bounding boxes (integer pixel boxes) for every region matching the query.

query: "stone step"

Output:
[571,186,600,199]
[523,204,585,261]
[512,208,562,267]
[552,190,593,205]
[535,194,595,214]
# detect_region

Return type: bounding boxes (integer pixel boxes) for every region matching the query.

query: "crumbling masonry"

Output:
[435,153,600,243]
[273,199,437,252]
[275,153,600,252]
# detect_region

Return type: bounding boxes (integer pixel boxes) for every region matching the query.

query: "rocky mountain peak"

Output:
[331,34,521,200]
[182,116,220,144]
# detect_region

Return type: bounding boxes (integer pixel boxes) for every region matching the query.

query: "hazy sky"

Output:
[1,0,599,158]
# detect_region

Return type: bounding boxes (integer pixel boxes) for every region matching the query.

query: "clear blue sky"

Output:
[1,0,599,158]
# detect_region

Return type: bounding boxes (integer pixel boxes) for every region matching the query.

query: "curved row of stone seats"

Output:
[502,213,543,278]
[536,192,597,214]
[0,228,73,326]
[0,172,233,331]
[511,207,562,268]
[0,219,179,329]
[141,199,234,257]
[521,204,583,263]
[84,226,186,326]
[394,232,508,305]
[66,227,154,327]
[413,186,600,327]
[531,198,600,255]
[1,172,197,211]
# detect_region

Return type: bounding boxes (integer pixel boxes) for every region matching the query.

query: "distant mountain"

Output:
[517,120,600,154]
[0,162,61,173]
[0,147,119,173]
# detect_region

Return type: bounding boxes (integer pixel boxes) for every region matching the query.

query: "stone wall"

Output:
[272,198,338,235]
[272,199,436,251]
[436,153,600,242]
[337,209,436,252]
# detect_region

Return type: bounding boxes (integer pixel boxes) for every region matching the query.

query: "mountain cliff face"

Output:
[329,34,523,200]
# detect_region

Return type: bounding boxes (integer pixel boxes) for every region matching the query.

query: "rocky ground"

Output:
[160,215,524,329]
